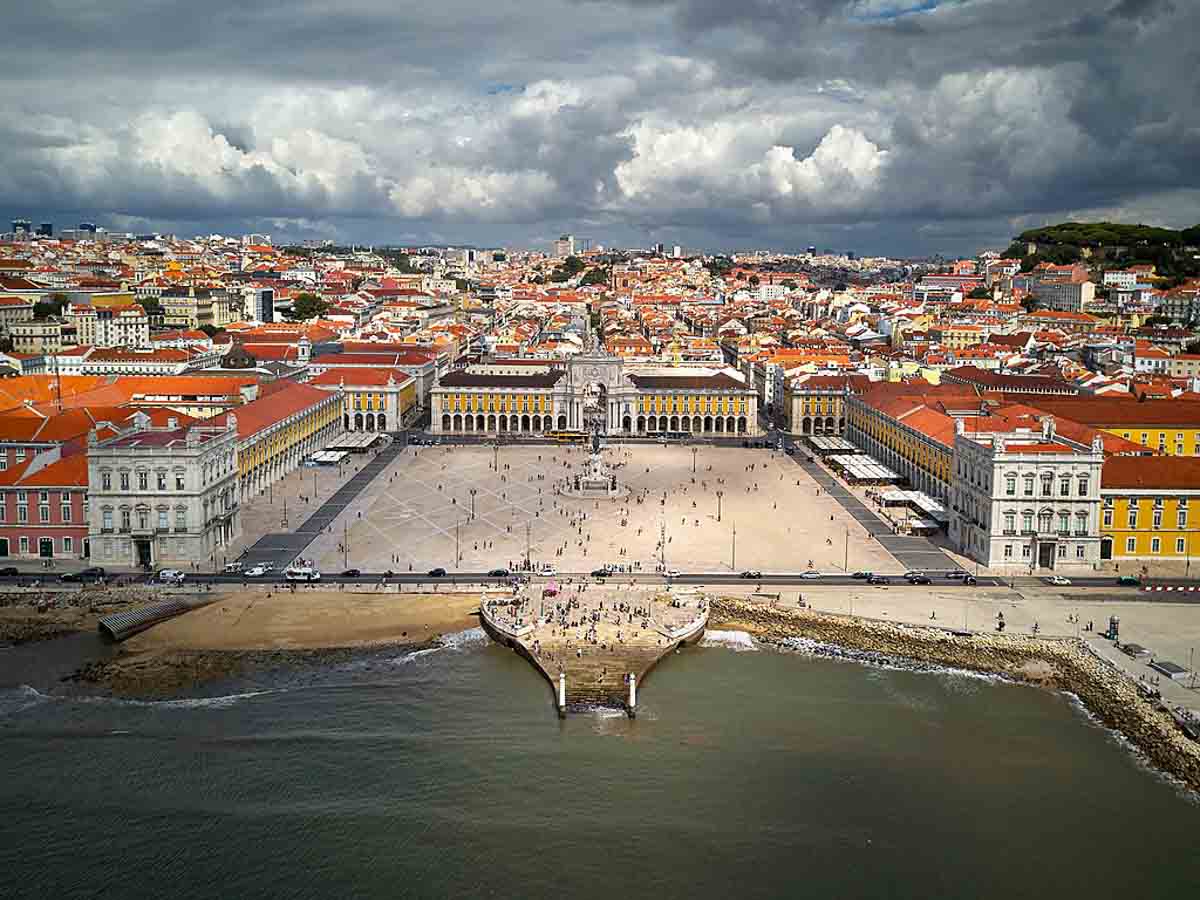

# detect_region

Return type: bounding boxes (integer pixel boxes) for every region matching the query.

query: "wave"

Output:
[0,685,52,716]
[439,627,487,650]
[773,636,1011,685]
[700,630,758,652]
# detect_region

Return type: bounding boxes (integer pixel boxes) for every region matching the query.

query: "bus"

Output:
[547,430,588,444]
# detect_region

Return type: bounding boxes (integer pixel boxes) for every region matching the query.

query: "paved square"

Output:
[308,444,904,575]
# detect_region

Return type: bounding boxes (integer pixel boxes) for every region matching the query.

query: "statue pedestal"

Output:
[557,451,630,500]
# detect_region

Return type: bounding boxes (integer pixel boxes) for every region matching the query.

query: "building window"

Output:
[19,537,28,554]
[102,471,111,490]
[158,510,168,530]
[1005,476,1016,496]
[176,473,185,490]
[61,504,71,523]
[1103,508,1113,527]
[1078,477,1089,497]
[1041,475,1053,497]
[1151,537,1161,554]
[1177,538,1186,554]
[1126,537,1136,553]
[16,448,25,462]
[1023,475,1034,497]
[1076,544,1085,558]
[120,472,130,491]
[17,505,27,524]
[63,536,73,554]
[1128,506,1138,528]
[1059,478,1070,497]
[1153,509,1162,529]
[1022,512,1033,533]
[1004,545,1012,558]
[1179,508,1188,529]
[1057,544,1066,558]
[175,509,186,530]
[1058,512,1070,534]
[102,509,113,530]
[38,505,49,523]
[120,510,131,531]
[157,472,167,490]
[1003,513,1015,533]
[1022,545,1030,558]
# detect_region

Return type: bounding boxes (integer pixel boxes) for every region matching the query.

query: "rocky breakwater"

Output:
[713,597,1200,794]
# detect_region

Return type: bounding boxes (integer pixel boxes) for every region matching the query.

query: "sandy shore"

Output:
[711,596,1200,794]
[74,589,482,696]
[0,587,164,645]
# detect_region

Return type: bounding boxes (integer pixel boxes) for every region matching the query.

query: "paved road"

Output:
[236,437,408,570]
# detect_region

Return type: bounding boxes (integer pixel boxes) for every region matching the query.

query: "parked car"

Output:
[428,567,448,577]
[740,570,762,579]
[0,566,19,577]
[538,564,557,577]
[867,574,892,585]
[157,569,186,585]
[664,569,681,578]
[590,567,611,578]
[488,568,511,577]
[903,570,927,580]
[852,571,871,579]
[62,567,106,583]
[799,570,821,580]
[223,561,244,573]
[963,575,978,585]
[906,574,932,585]
[340,568,362,578]
[944,570,969,580]
[244,565,269,577]
[1116,575,1140,586]
[1046,575,1072,586]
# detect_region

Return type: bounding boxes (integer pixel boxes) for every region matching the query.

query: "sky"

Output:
[2,0,1197,256]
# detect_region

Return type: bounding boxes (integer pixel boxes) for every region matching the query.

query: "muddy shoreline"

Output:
[712,597,1200,794]
[64,639,443,697]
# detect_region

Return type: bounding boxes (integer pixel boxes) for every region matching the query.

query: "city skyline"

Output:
[3,0,1197,256]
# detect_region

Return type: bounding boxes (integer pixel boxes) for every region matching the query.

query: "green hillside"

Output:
[1003,221,1200,283]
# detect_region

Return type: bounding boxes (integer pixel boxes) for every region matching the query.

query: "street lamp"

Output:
[691,445,698,474]
[470,487,477,519]
[716,490,723,523]
[732,521,736,571]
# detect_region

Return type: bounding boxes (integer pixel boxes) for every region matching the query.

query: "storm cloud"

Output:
[2,0,1197,254]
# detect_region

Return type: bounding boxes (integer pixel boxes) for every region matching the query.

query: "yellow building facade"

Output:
[1100,494,1200,562]
[846,396,953,498]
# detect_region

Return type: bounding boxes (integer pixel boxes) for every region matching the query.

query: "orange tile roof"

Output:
[212,383,333,438]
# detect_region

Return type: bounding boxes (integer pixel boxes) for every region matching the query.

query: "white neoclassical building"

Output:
[949,415,1104,571]
[87,415,241,570]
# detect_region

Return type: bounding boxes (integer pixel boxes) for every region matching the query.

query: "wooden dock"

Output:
[480,585,708,716]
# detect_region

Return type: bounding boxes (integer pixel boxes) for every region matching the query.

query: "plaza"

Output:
[306,443,903,575]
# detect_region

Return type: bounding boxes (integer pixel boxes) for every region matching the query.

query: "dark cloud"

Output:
[1,0,1197,255]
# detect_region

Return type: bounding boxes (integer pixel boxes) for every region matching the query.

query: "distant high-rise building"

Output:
[672,245,682,259]
[78,223,98,236]
[847,250,856,261]
[12,219,31,236]
[253,288,275,323]
[806,246,817,256]
[36,223,53,237]
[553,234,575,258]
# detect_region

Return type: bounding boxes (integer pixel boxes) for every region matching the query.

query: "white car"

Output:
[538,564,557,577]
[1047,575,1072,586]
[244,564,269,577]
[157,569,185,585]
[800,570,822,580]
[664,569,681,578]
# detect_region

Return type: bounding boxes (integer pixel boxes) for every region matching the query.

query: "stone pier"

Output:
[480,584,708,716]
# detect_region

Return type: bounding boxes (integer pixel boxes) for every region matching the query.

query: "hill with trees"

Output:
[1003,221,1200,285]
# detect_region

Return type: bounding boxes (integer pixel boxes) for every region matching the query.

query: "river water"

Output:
[1,629,1197,898]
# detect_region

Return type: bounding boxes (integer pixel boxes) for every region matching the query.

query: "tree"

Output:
[137,296,162,317]
[967,285,991,299]
[198,324,223,338]
[580,267,610,287]
[0,336,13,353]
[781,279,798,289]
[1020,295,1040,312]
[34,292,67,320]
[748,275,760,287]
[288,292,330,321]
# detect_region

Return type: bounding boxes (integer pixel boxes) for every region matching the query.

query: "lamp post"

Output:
[281,495,288,529]
[732,521,736,571]
[492,441,499,472]
[470,488,477,520]
[456,519,461,566]
[717,490,723,523]
[525,520,531,569]
[691,445,698,474]
[343,520,348,570]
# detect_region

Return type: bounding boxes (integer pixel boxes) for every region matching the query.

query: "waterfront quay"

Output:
[481,582,708,715]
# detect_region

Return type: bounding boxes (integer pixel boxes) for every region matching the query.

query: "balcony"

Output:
[1002,529,1016,536]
